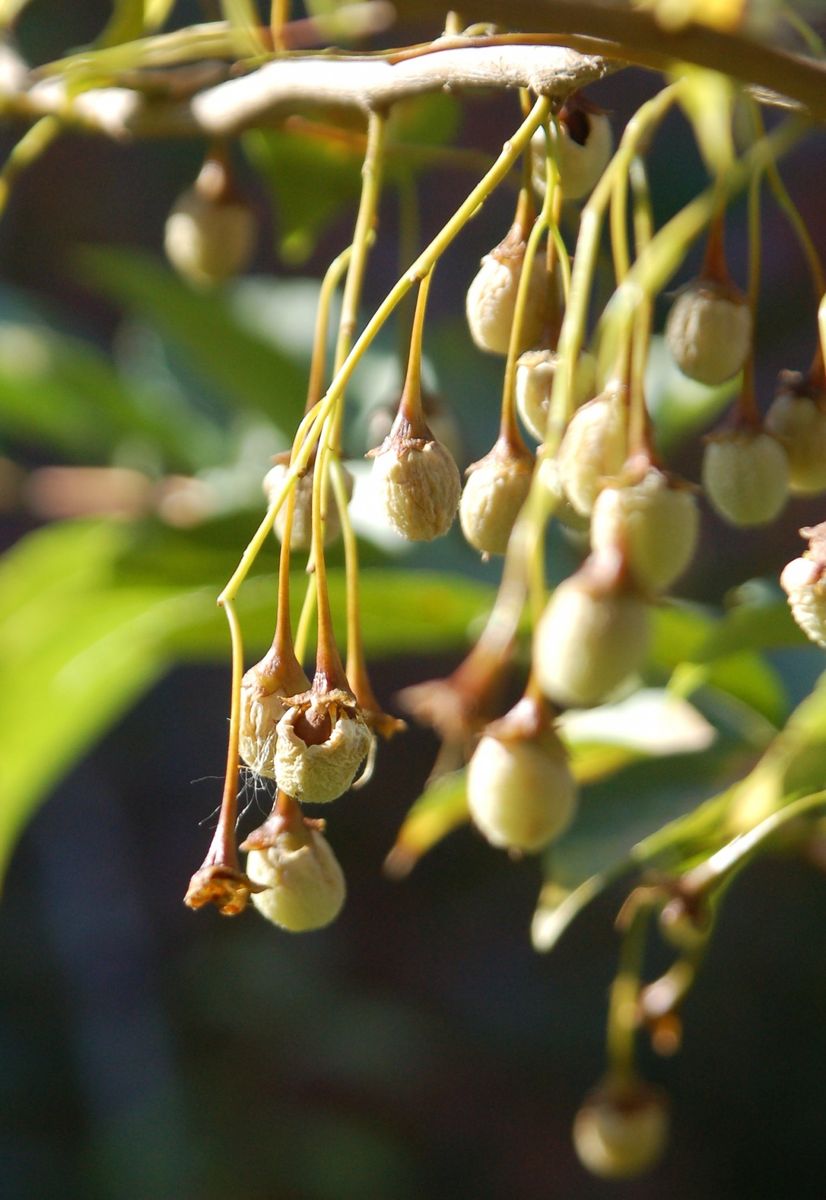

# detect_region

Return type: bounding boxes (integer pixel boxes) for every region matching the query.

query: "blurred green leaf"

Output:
[83,248,308,431]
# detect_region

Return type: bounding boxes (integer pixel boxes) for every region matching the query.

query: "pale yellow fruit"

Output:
[534,571,651,708]
[164,188,255,287]
[531,111,613,201]
[238,654,310,778]
[702,429,788,526]
[465,240,548,355]
[459,451,533,557]
[590,468,699,593]
[247,830,345,932]
[765,388,826,495]
[557,389,627,516]
[371,437,461,541]
[780,555,826,648]
[275,703,371,803]
[665,280,752,385]
[515,348,597,441]
[573,1083,669,1180]
[467,731,576,852]
[263,461,353,550]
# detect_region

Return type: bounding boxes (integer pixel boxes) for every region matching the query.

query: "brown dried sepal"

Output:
[184,862,264,916]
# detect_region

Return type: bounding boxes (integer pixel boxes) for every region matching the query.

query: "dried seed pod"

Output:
[702,427,788,526]
[275,687,371,803]
[370,417,461,541]
[531,95,613,201]
[467,696,577,853]
[263,456,354,550]
[557,387,628,516]
[459,437,534,558]
[239,646,311,777]
[515,347,598,441]
[534,555,651,708]
[573,1078,669,1180]
[590,466,700,593]
[764,371,826,495]
[781,523,826,647]
[164,152,255,287]
[465,224,549,355]
[665,278,752,385]
[244,811,346,932]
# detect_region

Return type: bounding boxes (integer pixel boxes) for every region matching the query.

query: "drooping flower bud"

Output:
[573,1077,669,1179]
[531,94,613,201]
[556,386,628,515]
[764,370,826,496]
[534,553,651,708]
[243,797,345,932]
[263,455,354,550]
[515,347,598,441]
[164,149,256,288]
[369,415,461,541]
[781,522,826,648]
[702,426,788,526]
[238,644,311,778]
[665,278,752,385]
[467,695,577,853]
[590,464,699,593]
[459,437,534,558]
[275,684,371,804]
[465,223,549,355]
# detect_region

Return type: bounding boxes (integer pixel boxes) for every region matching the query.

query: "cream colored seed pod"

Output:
[590,467,700,593]
[765,382,826,495]
[238,652,310,777]
[515,348,597,441]
[371,432,461,541]
[573,1082,669,1180]
[164,188,255,288]
[467,722,576,853]
[275,691,371,803]
[780,555,826,647]
[557,388,627,516]
[534,562,651,708]
[263,459,354,550]
[246,829,345,933]
[531,109,613,201]
[466,229,548,355]
[665,279,752,385]
[702,428,789,526]
[459,441,534,558]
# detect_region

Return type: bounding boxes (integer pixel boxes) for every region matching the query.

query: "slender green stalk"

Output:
[216,597,245,853]
[0,116,61,218]
[605,893,657,1084]
[629,156,654,458]
[270,0,289,50]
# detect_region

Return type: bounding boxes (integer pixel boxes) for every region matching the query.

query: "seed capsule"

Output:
[239,648,310,777]
[515,347,597,441]
[531,97,613,201]
[263,456,354,550]
[275,688,371,803]
[573,1079,669,1179]
[164,154,255,288]
[370,420,461,541]
[590,466,699,593]
[702,427,788,526]
[246,826,345,933]
[466,225,548,355]
[459,438,534,558]
[534,557,650,708]
[467,697,577,852]
[557,387,628,516]
[665,279,752,385]
[764,372,826,495]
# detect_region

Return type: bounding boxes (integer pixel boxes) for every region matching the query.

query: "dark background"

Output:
[2,3,826,1198]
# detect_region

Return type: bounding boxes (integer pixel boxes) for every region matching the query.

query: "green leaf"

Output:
[384,770,470,878]
[82,249,308,431]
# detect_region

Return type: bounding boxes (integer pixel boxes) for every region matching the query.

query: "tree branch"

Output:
[0,43,609,140]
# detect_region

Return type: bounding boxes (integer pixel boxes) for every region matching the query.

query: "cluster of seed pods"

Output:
[174,83,825,1180]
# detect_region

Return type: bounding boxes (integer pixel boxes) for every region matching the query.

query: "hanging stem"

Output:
[606,891,658,1084]
[628,155,654,459]
[270,0,290,51]
[0,116,61,218]
[306,244,355,415]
